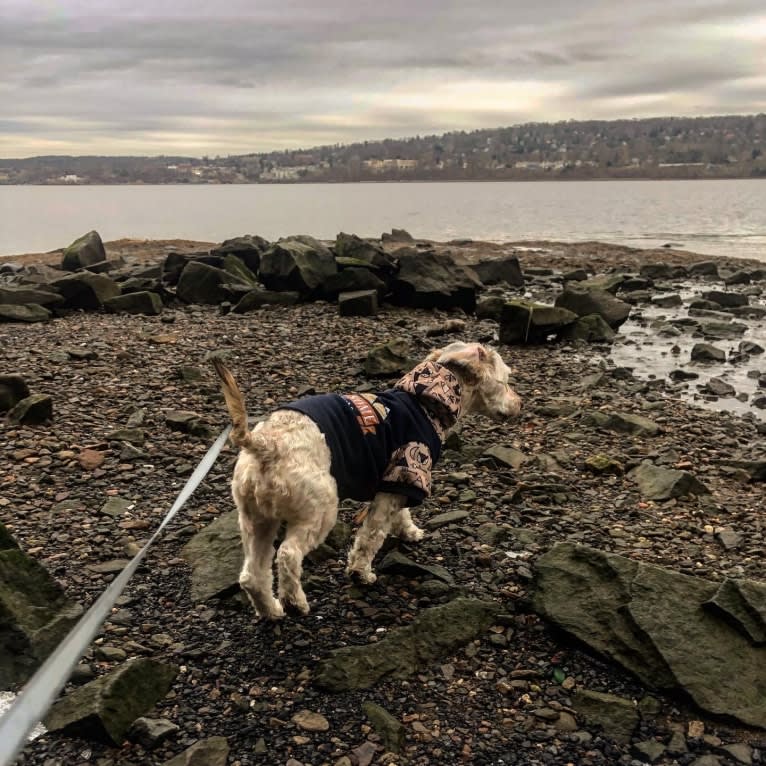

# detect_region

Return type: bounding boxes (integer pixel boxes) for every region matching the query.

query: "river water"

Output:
[1,179,765,261]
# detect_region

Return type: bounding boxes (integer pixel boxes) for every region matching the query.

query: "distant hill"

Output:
[2,114,765,184]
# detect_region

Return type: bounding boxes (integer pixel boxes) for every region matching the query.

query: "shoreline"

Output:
[1,233,765,764]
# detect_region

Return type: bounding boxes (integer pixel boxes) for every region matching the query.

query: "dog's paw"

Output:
[346,565,377,585]
[400,525,425,542]
[258,599,285,621]
[282,593,310,616]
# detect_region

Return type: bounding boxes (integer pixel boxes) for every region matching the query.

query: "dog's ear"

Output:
[434,342,488,382]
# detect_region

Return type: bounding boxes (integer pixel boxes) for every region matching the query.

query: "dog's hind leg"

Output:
[276,483,338,615]
[238,509,284,620]
[346,492,406,584]
[391,507,425,542]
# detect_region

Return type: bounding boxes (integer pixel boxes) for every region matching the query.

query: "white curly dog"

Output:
[213,342,521,620]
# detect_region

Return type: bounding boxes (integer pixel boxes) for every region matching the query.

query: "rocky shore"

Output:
[1,230,765,766]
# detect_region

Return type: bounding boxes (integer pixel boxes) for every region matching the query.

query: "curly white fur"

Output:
[213,342,521,619]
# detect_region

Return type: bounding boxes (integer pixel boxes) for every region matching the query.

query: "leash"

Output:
[0,426,231,766]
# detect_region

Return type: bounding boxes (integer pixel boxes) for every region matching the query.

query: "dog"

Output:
[212,341,521,620]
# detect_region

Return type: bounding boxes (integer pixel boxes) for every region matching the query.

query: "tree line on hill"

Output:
[2,114,765,184]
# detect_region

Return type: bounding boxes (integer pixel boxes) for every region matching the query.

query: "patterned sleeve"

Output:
[379,441,433,505]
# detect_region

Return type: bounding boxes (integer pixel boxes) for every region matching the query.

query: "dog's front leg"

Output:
[390,507,425,542]
[346,492,406,584]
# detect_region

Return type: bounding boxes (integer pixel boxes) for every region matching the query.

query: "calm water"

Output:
[1,179,765,262]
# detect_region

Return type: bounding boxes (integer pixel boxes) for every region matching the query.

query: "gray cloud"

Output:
[0,0,764,157]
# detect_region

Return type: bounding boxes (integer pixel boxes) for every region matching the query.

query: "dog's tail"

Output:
[211,358,255,450]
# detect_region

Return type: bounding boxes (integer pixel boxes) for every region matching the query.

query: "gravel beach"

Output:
[1,236,765,766]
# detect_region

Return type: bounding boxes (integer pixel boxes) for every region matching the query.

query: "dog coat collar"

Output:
[393,361,462,439]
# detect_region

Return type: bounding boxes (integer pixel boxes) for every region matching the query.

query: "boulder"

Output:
[581,411,661,436]
[651,293,683,308]
[532,543,766,729]
[363,339,411,377]
[554,286,631,329]
[639,262,688,279]
[701,290,748,308]
[629,460,709,500]
[381,228,415,243]
[314,598,500,691]
[7,394,53,425]
[689,261,720,277]
[0,286,64,307]
[231,289,300,313]
[162,737,230,766]
[45,658,177,744]
[259,236,337,296]
[176,261,250,305]
[389,250,481,312]
[211,234,270,273]
[476,295,505,321]
[182,512,242,601]
[335,232,397,273]
[561,314,616,343]
[691,343,726,363]
[499,300,577,345]
[0,303,51,323]
[50,272,121,310]
[580,273,628,294]
[362,702,405,752]
[161,252,221,286]
[377,551,454,584]
[572,690,639,744]
[323,268,386,298]
[698,320,748,340]
[61,230,106,271]
[104,291,163,316]
[0,375,30,412]
[339,290,378,317]
[222,254,258,286]
[472,255,524,287]
[0,523,83,686]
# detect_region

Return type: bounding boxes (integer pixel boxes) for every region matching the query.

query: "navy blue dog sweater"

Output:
[278,362,462,505]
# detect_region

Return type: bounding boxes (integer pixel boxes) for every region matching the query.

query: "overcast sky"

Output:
[1,0,765,159]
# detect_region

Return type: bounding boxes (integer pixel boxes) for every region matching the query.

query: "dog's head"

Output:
[426,341,522,421]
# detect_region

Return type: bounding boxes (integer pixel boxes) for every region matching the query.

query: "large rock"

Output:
[181,512,241,601]
[561,314,616,343]
[701,290,748,308]
[50,272,120,310]
[499,300,577,345]
[259,236,337,296]
[211,234,270,273]
[363,339,411,376]
[162,737,230,766]
[7,393,53,425]
[335,232,397,273]
[45,658,177,744]
[339,289,378,317]
[222,254,258,286]
[390,250,481,312]
[231,288,300,313]
[0,375,30,412]
[104,291,163,315]
[161,252,222,286]
[315,598,500,691]
[176,261,250,305]
[691,343,726,363]
[323,267,386,298]
[0,303,51,323]
[61,230,106,271]
[572,690,639,744]
[580,410,661,436]
[0,523,83,686]
[554,286,631,329]
[0,286,64,307]
[532,543,766,729]
[629,460,709,499]
[472,255,524,287]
